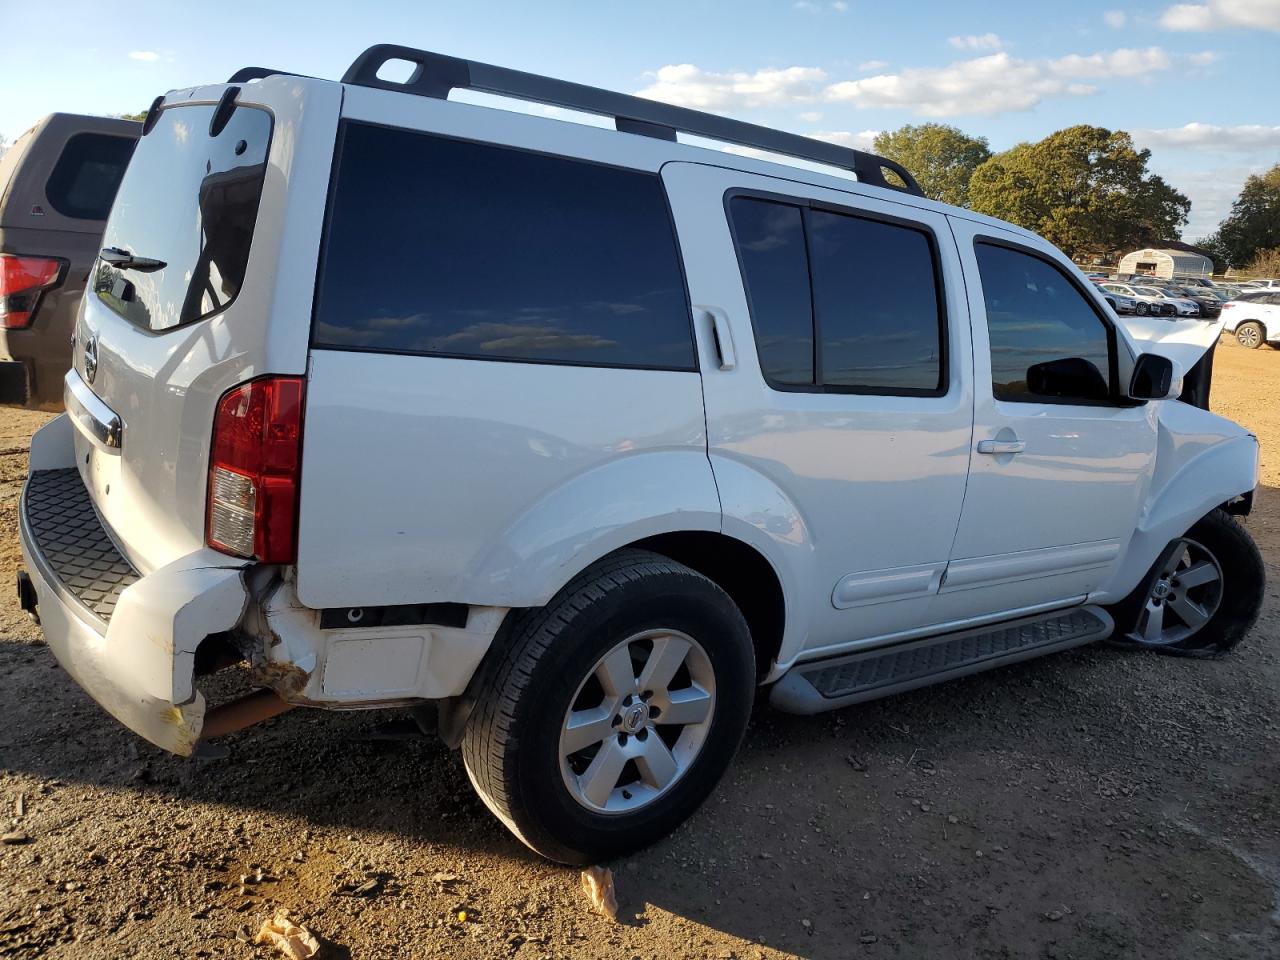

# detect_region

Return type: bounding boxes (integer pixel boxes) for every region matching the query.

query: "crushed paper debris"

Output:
[254,908,321,960]
[580,865,618,921]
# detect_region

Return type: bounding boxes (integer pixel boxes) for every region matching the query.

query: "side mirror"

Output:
[1026,357,1110,401]
[1128,353,1178,400]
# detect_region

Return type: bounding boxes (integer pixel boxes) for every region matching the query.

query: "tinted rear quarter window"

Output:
[95,105,272,331]
[45,133,136,220]
[313,124,695,370]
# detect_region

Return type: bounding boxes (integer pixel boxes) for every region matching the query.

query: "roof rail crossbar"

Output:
[340,44,923,196]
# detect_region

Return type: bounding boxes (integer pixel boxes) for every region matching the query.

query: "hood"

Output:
[1116,314,1224,376]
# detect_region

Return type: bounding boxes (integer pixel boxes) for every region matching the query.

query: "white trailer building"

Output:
[1116,247,1213,279]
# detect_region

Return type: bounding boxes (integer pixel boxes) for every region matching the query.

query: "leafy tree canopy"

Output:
[871,123,992,207]
[1200,164,1280,270]
[968,125,1190,259]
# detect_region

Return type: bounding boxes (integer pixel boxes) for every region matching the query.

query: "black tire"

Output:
[1235,322,1265,349]
[461,549,755,864]
[1136,301,1149,316]
[1109,508,1265,658]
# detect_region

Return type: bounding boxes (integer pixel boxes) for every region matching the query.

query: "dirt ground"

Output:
[1,340,1278,960]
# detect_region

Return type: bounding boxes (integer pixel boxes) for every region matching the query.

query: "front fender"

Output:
[1096,406,1258,603]
[462,450,722,607]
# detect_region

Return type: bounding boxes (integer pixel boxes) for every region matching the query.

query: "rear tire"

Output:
[1136,301,1149,316]
[1236,322,1264,349]
[461,550,755,864]
[1110,509,1264,657]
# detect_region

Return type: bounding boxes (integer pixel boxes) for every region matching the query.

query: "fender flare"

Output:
[1098,431,1259,604]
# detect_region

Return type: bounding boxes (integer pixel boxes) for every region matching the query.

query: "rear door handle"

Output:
[976,439,1026,455]
[698,305,736,370]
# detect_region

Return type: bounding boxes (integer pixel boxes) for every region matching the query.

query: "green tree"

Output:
[968,125,1190,259]
[1204,165,1280,269]
[117,111,148,122]
[872,123,991,207]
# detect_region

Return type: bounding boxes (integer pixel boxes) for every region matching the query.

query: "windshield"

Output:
[94,102,272,332]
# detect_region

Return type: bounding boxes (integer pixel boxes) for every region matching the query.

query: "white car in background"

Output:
[1133,284,1201,317]
[1221,291,1280,349]
[1099,282,1177,317]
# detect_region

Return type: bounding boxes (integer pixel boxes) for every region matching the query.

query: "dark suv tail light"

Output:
[0,254,65,330]
[206,376,305,564]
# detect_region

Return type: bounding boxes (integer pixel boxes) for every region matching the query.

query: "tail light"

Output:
[1221,302,1235,310]
[207,376,305,563]
[0,254,65,330]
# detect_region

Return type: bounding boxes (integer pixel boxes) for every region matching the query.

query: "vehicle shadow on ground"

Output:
[2,487,1278,959]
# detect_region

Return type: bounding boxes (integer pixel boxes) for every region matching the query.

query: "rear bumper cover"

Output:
[18,415,250,755]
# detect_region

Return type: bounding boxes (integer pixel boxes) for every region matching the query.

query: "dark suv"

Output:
[0,113,139,406]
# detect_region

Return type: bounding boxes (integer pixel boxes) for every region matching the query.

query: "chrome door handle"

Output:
[977,439,1025,455]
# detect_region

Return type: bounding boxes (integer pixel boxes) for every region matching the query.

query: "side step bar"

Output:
[770,605,1113,714]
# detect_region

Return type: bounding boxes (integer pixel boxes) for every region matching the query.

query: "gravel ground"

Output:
[1,339,1278,960]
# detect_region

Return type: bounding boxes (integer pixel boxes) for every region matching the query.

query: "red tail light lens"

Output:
[207,376,305,563]
[0,254,65,330]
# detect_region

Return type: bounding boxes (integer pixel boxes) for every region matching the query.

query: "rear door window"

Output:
[729,195,946,395]
[94,104,272,332]
[313,124,695,370]
[44,133,136,220]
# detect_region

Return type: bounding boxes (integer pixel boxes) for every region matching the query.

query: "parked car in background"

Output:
[0,114,139,406]
[1090,279,1137,314]
[1222,291,1280,348]
[1099,282,1177,316]
[1134,284,1201,317]
[15,46,1264,864]
[1238,279,1280,290]
[1164,284,1223,318]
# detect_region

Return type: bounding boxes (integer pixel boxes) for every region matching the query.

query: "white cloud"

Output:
[824,47,1183,116]
[948,33,1004,50]
[1189,49,1220,64]
[1135,122,1280,149]
[1160,0,1280,31]
[128,51,160,62]
[858,59,890,72]
[831,1,849,10]
[808,129,881,150]
[795,0,849,10]
[636,64,827,111]
[641,46,1196,120]
[1104,9,1129,27]
[799,110,824,122]
[1047,46,1172,77]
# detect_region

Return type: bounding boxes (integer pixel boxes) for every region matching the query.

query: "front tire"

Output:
[1236,322,1264,349]
[1115,509,1264,657]
[462,550,755,864]
[1136,301,1150,316]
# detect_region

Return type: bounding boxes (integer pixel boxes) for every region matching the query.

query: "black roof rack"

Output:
[232,45,924,196]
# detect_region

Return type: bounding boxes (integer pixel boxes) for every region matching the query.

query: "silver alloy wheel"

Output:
[1237,324,1262,348]
[559,629,716,815]
[1130,538,1224,646]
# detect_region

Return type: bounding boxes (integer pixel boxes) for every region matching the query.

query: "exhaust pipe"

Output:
[201,688,295,740]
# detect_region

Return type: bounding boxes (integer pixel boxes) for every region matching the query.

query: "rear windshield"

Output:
[94,103,272,332]
[45,133,136,220]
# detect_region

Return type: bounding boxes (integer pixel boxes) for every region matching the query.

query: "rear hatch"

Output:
[70,76,341,574]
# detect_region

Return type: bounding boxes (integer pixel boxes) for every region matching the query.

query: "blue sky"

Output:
[3,0,1277,239]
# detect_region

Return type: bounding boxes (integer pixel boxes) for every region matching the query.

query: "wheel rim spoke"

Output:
[1141,600,1166,643]
[636,736,679,791]
[654,685,713,726]
[636,634,690,696]
[595,644,637,698]
[1169,594,1210,631]
[562,706,615,755]
[578,739,628,808]
[1177,560,1219,590]
[1161,545,1188,578]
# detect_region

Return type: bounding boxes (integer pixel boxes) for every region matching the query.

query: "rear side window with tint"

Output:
[729,196,945,394]
[313,124,695,370]
[44,133,136,220]
[95,104,272,331]
[728,198,813,385]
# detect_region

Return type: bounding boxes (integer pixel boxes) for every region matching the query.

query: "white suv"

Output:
[1222,291,1280,348]
[16,46,1265,864]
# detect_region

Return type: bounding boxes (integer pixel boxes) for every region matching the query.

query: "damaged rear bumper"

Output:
[17,415,250,756]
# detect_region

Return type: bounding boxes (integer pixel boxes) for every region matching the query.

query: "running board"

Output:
[770,606,1113,715]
